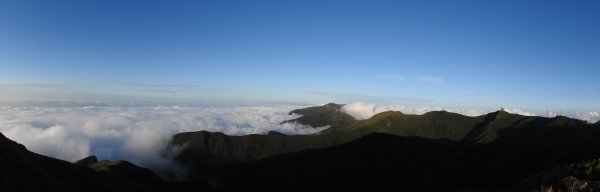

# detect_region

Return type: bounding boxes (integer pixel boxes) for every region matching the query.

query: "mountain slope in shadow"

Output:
[227,133,486,191]
[0,133,211,192]
[226,125,600,191]
[171,104,600,191]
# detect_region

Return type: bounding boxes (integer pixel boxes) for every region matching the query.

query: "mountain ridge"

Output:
[2,103,599,191]
[170,103,600,191]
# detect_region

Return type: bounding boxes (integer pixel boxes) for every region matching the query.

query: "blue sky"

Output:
[1,0,599,114]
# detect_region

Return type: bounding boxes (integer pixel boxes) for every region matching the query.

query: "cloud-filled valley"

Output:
[0,103,322,168]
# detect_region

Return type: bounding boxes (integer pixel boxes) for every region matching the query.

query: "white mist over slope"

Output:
[340,102,600,123]
[0,102,319,166]
[340,102,538,120]
[576,112,600,124]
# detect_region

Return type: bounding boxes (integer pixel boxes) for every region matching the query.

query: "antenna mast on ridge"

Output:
[547,108,563,117]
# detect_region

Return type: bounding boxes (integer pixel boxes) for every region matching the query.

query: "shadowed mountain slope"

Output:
[0,133,210,192]
[171,104,600,191]
[227,133,488,191]
[223,122,600,191]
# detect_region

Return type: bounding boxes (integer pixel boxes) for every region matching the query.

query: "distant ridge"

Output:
[171,103,600,191]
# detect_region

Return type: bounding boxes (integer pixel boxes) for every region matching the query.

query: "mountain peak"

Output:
[284,103,354,128]
[493,110,512,118]
[423,110,460,116]
[75,155,98,166]
[288,103,343,116]
[323,103,343,108]
[267,131,286,136]
[369,110,405,120]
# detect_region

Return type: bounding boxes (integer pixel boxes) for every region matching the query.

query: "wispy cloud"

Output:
[100,81,215,94]
[417,75,444,84]
[375,71,404,80]
[1,81,79,89]
[307,91,433,104]
[0,80,227,102]
[99,81,208,89]
[140,88,184,93]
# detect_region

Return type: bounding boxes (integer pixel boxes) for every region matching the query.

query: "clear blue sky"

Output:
[1,0,599,113]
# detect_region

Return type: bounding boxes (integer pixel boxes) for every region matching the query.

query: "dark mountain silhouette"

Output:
[171,104,600,191]
[0,133,210,192]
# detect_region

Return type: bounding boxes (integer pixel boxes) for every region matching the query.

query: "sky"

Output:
[1,0,600,114]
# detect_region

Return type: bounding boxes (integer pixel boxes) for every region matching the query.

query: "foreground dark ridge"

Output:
[0,133,210,192]
[171,103,600,191]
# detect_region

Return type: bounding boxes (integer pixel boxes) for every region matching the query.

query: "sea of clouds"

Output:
[0,102,324,174]
[0,100,598,179]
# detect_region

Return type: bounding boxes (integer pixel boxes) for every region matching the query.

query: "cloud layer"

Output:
[0,103,321,170]
[576,112,600,123]
[0,100,596,179]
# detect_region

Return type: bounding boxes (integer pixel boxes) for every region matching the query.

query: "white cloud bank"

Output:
[503,108,537,116]
[0,103,322,169]
[341,102,537,120]
[576,112,600,123]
